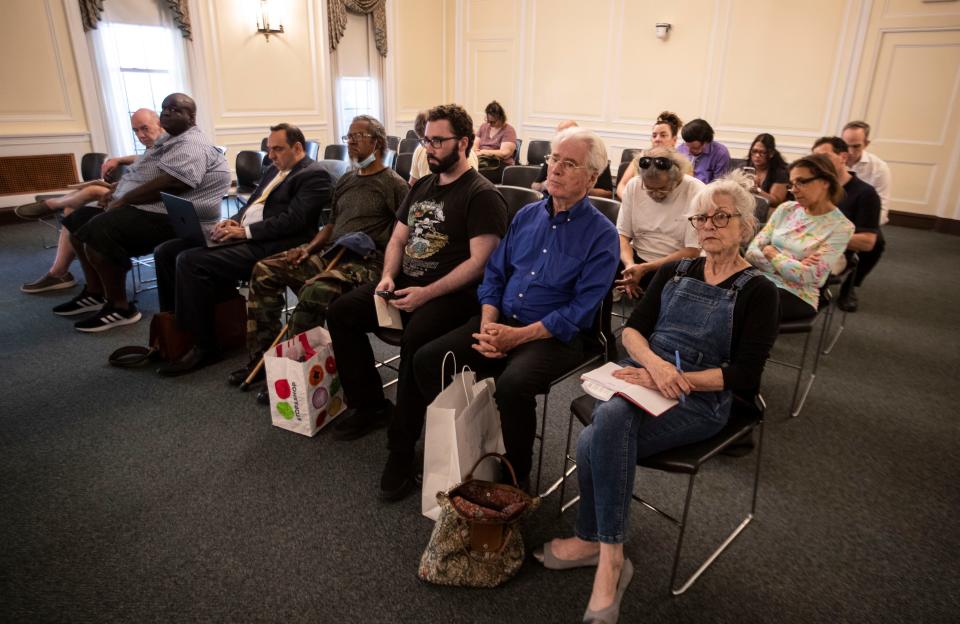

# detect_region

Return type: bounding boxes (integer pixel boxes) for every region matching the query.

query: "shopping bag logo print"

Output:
[265,327,347,437]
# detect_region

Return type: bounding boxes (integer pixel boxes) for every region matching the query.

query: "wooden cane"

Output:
[239,247,349,390]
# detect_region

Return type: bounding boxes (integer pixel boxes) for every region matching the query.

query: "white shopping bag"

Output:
[421,353,506,520]
[264,326,347,437]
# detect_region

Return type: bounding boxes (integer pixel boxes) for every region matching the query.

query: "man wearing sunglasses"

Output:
[616,147,704,296]
[325,104,508,502]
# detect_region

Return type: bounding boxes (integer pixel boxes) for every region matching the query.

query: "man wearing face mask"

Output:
[325,103,508,502]
[615,146,703,297]
[227,116,408,393]
[152,122,333,376]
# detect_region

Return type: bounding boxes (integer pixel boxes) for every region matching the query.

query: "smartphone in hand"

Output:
[376,290,400,300]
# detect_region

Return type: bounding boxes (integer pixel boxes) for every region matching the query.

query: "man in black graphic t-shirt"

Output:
[326,104,508,502]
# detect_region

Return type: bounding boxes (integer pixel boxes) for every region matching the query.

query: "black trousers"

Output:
[414,315,587,480]
[325,279,480,453]
[853,236,885,287]
[154,237,293,349]
[778,288,817,322]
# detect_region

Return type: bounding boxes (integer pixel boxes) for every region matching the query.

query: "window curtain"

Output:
[80,0,192,39]
[86,0,191,156]
[328,0,388,139]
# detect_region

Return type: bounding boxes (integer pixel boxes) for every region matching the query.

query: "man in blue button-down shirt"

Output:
[414,127,619,488]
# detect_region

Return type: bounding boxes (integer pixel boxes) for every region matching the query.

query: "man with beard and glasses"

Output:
[325,103,508,502]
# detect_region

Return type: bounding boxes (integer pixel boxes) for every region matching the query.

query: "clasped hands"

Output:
[471,321,522,359]
[211,219,246,242]
[613,358,691,401]
[614,262,652,298]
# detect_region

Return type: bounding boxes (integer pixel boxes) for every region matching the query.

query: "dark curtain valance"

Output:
[328,0,388,57]
[79,0,192,40]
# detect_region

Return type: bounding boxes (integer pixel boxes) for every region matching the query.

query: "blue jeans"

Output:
[574,393,728,544]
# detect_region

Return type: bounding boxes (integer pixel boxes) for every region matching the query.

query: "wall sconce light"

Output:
[256,0,284,42]
[655,23,672,40]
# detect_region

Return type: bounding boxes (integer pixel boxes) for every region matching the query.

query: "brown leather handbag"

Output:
[109,296,246,367]
[418,453,540,588]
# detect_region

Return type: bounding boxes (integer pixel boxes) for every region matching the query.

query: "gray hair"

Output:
[551,127,608,174]
[642,146,685,185]
[689,170,758,243]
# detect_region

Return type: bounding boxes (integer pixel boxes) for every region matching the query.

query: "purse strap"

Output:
[464,452,518,488]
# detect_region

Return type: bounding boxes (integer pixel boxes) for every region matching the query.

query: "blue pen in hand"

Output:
[674,350,686,404]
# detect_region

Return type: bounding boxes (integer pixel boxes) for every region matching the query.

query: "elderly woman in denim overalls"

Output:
[537,174,781,624]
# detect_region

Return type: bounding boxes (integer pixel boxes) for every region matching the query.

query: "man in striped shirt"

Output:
[52,93,231,333]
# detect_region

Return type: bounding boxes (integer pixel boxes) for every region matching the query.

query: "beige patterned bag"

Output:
[418,453,540,588]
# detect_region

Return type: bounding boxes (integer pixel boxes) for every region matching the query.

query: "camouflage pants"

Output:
[247,250,381,353]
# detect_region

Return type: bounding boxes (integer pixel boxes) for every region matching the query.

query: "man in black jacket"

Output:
[154,123,332,375]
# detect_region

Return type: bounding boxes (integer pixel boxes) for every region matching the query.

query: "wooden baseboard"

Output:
[888,211,960,235]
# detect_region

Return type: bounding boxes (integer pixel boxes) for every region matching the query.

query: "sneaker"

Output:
[380,451,416,502]
[74,303,142,333]
[332,401,392,441]
[14,200,58,220]
[52,289,107,316]
[21,272,77,293]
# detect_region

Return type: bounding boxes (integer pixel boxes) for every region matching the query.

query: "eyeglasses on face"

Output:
[750,149,768,156]
[418,136,459,149]
[786,176,821,191]
[637,156,674,171]
[342,133,374,143]
[544,154,589,172]
[688,211,741,229]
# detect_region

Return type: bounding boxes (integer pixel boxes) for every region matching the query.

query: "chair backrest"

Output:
[236,150,266,190]
[324,144,349,161]
[616,161,631,188]
[753,194,770,224]
[386,135,400,151]
[620,148,643,164]
[80,153,107,182]
[316,159,350,185]
[496,184,542,223]
[382,149,397,169]
[526,140,551,166]
[501,165,542,189]
[589,196,621,225]
[405,129,419,140]
[512,138,523,165]
[394,151,413,181]
[398,138,419,154]
[260,137,269,152]
[304,140,320,161]
[729,158,749,173]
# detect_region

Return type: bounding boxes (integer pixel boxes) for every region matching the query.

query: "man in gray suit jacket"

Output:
[154,122,333,376]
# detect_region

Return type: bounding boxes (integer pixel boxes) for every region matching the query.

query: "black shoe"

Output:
[73,302,142,332]
[157,346,220,377]
[380,451,417,502]
[837,288,858,312]
[52,289,106,317]
[256,389,269,406]
[331,401,392,441]
[228,355,264,386]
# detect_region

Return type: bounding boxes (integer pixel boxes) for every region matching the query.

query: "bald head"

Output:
[555,119,578,132]
[130,108,163,148]
[159,93,197,136]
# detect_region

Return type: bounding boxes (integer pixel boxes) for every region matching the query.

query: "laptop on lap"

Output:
[161,192,241,248]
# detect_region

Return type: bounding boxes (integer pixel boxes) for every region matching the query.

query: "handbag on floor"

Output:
[108,296,246,367]
[418,453,540,588]
[421,353,505,520]
[263,326,347,437]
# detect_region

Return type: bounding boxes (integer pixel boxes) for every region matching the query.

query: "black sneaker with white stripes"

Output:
[52,289,107,316]
[74,303,142,333]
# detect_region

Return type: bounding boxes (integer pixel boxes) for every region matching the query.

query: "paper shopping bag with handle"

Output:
[421,352,505,520]
[264,326,347,437]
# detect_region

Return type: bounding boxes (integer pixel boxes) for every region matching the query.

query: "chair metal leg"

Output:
[822,307,848,355]
[535,391,550,493]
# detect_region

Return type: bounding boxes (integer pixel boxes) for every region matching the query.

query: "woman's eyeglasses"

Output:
[786,176,820,191]
[688,211,741,229]
[637,156,674,171]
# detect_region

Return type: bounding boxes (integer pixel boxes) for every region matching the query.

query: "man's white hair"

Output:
[551,127,608,174]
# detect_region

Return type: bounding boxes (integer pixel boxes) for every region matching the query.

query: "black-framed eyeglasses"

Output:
[419,136,459,149]
[544,154,589,173]
[637,156,674,171]
[688,211,741,229]
[786,176,821,191]
[342,133,374,143]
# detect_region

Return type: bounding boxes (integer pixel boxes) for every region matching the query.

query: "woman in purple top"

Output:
[474,100,518,182]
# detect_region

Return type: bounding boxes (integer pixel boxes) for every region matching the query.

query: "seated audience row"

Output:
[532,119,613,198]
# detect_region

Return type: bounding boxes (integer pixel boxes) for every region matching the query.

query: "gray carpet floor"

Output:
[1,220,958,623]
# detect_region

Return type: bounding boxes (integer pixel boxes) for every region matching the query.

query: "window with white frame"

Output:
[337,77,379,141]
